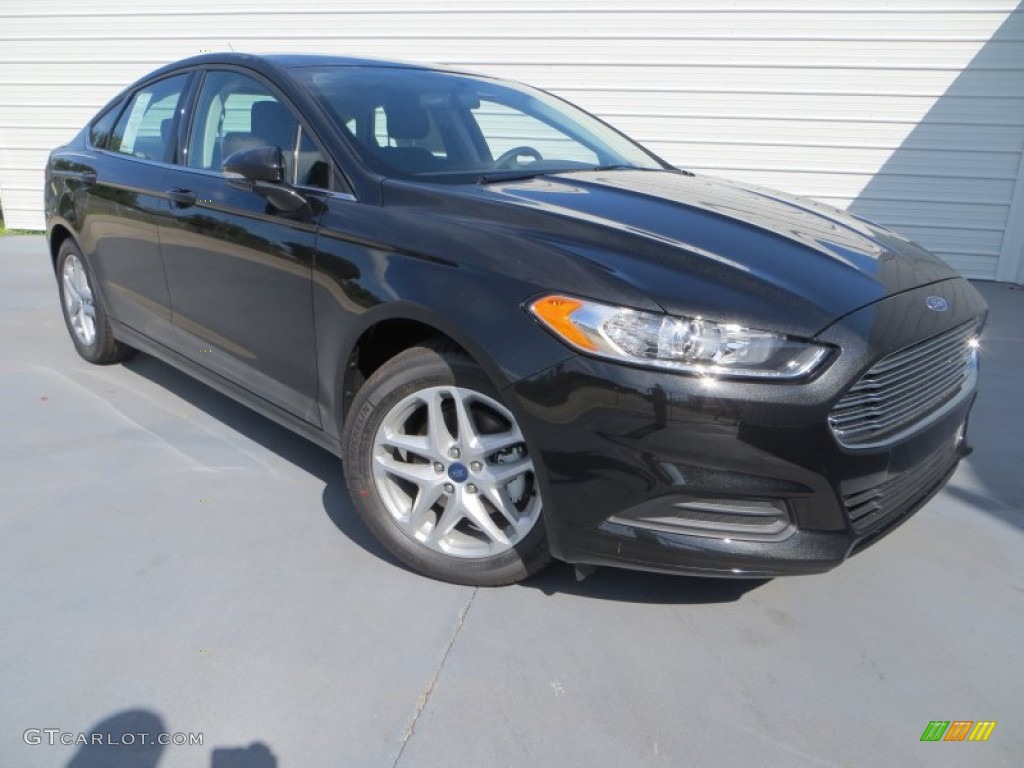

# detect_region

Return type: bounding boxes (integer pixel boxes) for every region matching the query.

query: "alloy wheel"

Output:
[371,385,541,558]
[61,253,97,346]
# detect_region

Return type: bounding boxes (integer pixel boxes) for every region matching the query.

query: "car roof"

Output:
[154,52,464,77]
[266,53,445,70]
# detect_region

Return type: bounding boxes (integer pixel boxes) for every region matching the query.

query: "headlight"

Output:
[529,295,830,380]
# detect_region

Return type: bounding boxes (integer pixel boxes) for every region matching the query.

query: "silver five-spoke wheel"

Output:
[372,385,542,558]
[344,345,551,585]
[56,239,132,365]
[61,252,97,346]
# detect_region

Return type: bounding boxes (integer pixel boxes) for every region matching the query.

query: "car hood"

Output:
[442,170,959,336]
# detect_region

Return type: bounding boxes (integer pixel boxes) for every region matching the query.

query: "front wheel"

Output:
[342,345,551,586]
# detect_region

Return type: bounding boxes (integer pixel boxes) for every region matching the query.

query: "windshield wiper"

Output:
[568,164,695,176]
[477,164,693,185]
[477,169,552,184]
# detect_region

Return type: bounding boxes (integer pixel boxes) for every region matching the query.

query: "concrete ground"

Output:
[1,233,1021,768]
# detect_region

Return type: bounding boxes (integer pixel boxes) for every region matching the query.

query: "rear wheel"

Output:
[342,345,551,585]
[56,239,132,364]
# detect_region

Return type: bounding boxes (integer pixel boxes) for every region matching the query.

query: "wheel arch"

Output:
[335,303,516,431]
[47,221,76,272]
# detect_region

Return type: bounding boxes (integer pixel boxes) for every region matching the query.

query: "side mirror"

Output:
[223,145,309,214]
[223,145,283,182]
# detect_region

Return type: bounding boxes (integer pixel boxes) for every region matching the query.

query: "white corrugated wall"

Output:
[1,0,1022,281]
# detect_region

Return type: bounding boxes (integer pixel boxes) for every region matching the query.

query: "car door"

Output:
[78,72,193,346]
[159,69,324,424]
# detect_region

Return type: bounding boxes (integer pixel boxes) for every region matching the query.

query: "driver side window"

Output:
[187,70,328,188]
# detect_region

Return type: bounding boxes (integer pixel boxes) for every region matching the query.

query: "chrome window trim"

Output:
[299,188,356,202]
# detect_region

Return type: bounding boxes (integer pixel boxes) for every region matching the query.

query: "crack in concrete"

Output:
[390,587,477,768]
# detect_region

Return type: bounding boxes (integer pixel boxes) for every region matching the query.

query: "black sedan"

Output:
[45,53,987,586]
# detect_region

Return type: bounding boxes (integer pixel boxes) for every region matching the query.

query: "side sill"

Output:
[112,319,343,458]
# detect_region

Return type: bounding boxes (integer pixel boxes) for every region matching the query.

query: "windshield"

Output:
[291,66,668,181]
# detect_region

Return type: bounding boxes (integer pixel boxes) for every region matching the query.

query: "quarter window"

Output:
[89,101,122,150]
[110,75,189,161]
[296,126,330,189]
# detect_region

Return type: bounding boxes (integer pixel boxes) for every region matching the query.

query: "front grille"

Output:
[842,442,957,532]
[829,320,979,448]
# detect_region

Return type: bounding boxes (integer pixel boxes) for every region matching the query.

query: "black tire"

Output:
[55,239,132,365]
[342,344,552,586]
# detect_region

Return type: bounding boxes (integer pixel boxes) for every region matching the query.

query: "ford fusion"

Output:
[45,54,986,585]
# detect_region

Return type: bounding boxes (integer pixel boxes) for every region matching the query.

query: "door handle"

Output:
[166,188,197,208]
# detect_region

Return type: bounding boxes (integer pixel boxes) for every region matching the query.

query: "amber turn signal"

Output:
[529,295,598,351]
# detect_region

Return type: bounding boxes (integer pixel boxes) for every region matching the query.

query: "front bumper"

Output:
[508,278,987,577]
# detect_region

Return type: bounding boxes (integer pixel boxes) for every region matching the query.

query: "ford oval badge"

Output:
[926,296,949,312]
[447,462,469,483]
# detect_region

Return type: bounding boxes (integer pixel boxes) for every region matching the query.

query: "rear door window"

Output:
[110,74,189,161]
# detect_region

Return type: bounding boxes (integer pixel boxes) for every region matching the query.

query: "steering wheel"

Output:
[493,146,544,169]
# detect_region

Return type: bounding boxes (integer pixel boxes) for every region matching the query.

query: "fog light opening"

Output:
[609,497,794,541]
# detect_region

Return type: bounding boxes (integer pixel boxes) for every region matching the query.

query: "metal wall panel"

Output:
[1,0,1021,280]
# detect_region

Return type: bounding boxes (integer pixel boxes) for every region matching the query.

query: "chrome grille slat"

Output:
[829,319,979,448]
[835,386,961,440]
[858,324,975,376]
[838,360,963,403]
[843,330,973,389]
[829,367,966,429]
[831,362,965,415]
